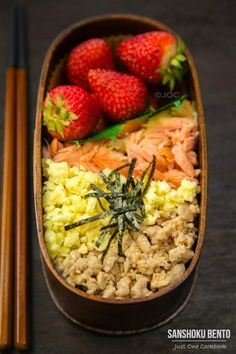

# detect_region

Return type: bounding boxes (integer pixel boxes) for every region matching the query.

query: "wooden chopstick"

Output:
[0,5,29,350]
[14,6,29,350]
[0,6,17,350]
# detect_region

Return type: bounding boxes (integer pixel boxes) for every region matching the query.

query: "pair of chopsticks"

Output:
[0,5,29,350]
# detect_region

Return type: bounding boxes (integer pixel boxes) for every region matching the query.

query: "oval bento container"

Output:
[34,14,207,334]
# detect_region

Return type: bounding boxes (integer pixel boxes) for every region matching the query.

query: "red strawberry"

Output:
[117,31,186,90]
[42,85,101,141]
[66,38,114,90]
[88,69,147,122]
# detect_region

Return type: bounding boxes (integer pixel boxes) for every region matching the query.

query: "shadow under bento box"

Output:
[34,14,207,334]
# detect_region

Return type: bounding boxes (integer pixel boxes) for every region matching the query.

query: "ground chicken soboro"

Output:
[42,159,199,299]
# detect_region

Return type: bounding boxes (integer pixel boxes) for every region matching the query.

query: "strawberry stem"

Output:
[158,38,187,91]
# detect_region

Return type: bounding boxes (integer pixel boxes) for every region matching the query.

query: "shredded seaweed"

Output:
[101,229,118,263]
[64,211,112,230]
[64,156,156,259]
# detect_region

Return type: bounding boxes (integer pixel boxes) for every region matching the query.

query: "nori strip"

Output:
[64,156,156,257]
[101,229,118,262]
[65,210,112,230]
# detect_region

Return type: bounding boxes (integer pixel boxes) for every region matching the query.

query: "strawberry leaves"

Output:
[42,93,77,137]
[158,39,187,91]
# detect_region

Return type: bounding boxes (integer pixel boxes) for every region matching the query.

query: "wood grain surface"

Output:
[0,67,15,350]
[0,0,235,353]
[14,68,29,350]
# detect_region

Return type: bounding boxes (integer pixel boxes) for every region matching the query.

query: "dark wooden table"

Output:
[0,0,235,353]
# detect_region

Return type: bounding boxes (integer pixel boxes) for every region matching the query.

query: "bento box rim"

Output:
[34,14,208,305]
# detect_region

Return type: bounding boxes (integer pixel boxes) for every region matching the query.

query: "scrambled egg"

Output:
[143,179,199,225]
[42,159,199,259]
[42,159,109,258]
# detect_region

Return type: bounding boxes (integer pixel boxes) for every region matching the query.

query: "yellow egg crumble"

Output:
[42,159,198,259]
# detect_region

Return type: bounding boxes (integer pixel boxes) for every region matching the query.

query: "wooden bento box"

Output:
[34,14,207,334]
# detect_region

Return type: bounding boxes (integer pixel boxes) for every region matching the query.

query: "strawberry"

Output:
[66,38,114,90]
[42,85,101,141]
[88,69,147,122]
[117,31,186,90]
